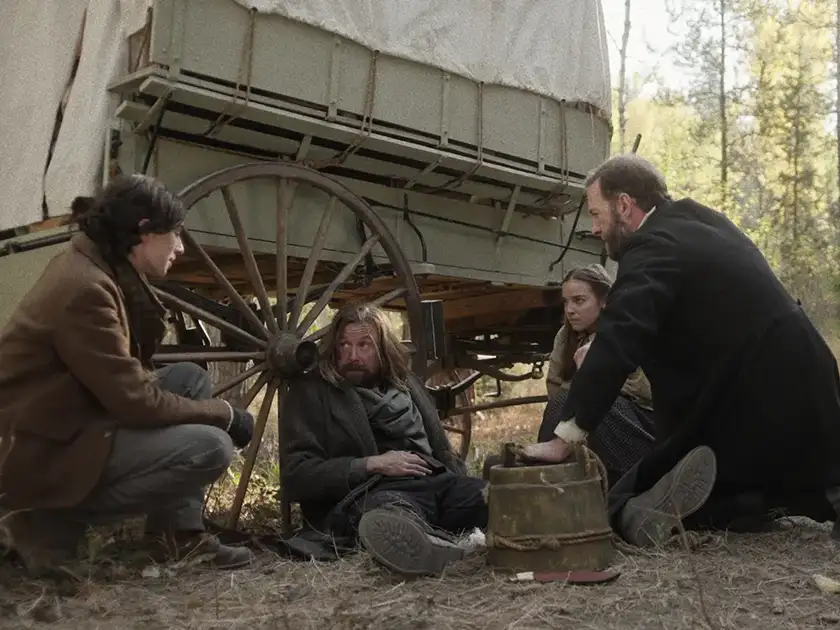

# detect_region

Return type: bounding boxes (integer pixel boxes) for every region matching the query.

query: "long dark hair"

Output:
[557,264,614,381]
[70,174,186,367]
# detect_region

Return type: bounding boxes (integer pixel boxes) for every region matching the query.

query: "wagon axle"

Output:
[267,332,318,378]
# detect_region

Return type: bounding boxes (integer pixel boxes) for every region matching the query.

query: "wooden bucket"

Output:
[485,447,614,573]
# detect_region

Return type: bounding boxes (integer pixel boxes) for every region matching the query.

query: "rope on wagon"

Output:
[424,81,486,192]
[305,50,380,170]
[204,7,258,136]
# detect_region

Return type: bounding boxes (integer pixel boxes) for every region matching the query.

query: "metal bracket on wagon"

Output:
[428,370,483,414]
[421,299,447,362]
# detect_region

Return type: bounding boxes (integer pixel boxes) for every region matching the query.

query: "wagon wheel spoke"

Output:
[289,196,336,332]
[154,350,263,364]
[180,229,268,338]
[296,233,381,336]
[240,371,272,409]
[221,186,278,335]
[304,286,408,343]
[154,287,268,349]
[275,179,293,331]
[228,377,279,528]
[275,382,292,534]
[213,361,270,398]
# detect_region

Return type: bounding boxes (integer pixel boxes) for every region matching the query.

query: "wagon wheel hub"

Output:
[267,332,318,378]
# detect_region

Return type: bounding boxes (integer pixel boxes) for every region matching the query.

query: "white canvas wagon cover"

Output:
[235,0,611,111]
[0,0,611,231]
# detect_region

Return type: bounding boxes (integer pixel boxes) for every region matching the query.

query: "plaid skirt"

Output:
[538,389,656,488]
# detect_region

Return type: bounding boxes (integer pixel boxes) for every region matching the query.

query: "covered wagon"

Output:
[0,0,613,528]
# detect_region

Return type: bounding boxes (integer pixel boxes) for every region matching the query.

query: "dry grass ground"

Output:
[3,371,840,629]
[3,522,840,629]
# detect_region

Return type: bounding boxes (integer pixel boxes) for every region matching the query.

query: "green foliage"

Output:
[616,0,840,330]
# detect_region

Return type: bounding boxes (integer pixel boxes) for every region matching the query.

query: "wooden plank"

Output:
[442,287,562,323]
[133,76,588,197]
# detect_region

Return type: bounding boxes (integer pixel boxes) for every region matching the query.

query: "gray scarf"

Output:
[356,385,433,457]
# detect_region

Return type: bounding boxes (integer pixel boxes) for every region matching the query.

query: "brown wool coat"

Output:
[0,234,231,511]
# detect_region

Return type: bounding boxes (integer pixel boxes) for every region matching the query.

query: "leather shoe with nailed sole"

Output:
[620,445,717,547]
[358,507,465,578]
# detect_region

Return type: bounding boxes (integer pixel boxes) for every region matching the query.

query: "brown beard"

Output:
[339,364,380,388]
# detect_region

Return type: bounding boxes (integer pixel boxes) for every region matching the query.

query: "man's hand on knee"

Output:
[365,451,433,477]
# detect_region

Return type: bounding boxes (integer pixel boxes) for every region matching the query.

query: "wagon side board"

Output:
[137,138,603,290]
[0,231,70,330]
[144,0,611,182]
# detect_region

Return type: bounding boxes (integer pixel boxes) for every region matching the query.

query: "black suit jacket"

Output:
[559,198,840,492]
[280,371,467,529]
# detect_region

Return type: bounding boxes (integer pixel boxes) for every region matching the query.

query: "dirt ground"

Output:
[2,517,840,630]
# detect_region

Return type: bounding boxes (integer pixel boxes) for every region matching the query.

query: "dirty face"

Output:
[336,322,381,387]
[130,227,184,277]
[586,181,631,261]
[562,279,604,333]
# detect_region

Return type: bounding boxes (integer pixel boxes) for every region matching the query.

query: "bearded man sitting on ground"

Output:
[280,303,487,578]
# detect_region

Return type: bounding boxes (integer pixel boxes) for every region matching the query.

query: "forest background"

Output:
[603,0,840,330]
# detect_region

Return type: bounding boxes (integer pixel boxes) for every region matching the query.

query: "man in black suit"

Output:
[524,154,840,546]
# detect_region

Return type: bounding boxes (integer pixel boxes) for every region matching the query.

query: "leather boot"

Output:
[619,445,717,547]
[358,506,465,578]
[144,529,253,569]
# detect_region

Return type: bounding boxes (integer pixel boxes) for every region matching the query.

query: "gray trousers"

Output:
[33,362,233,538]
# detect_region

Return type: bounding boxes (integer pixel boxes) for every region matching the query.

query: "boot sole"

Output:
[624,445,717,546]
[358,509,464,578]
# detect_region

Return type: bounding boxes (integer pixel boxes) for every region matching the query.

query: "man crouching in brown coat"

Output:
[0,175,256,573]
[281,304,488,578]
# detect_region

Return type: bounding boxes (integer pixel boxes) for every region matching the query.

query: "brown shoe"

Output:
[145,530,253,570]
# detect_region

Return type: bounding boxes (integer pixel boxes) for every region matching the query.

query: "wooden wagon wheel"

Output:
[150,162,427,530]
[441,376,473,461]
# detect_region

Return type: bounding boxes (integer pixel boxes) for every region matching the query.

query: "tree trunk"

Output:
[836,0,840,204]
[618,0,632,152]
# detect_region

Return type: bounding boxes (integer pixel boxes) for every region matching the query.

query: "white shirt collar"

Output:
[637,205,658,229]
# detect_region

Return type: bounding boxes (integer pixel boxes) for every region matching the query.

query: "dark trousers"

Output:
[349,472,488,535]
[607,453,840,533]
